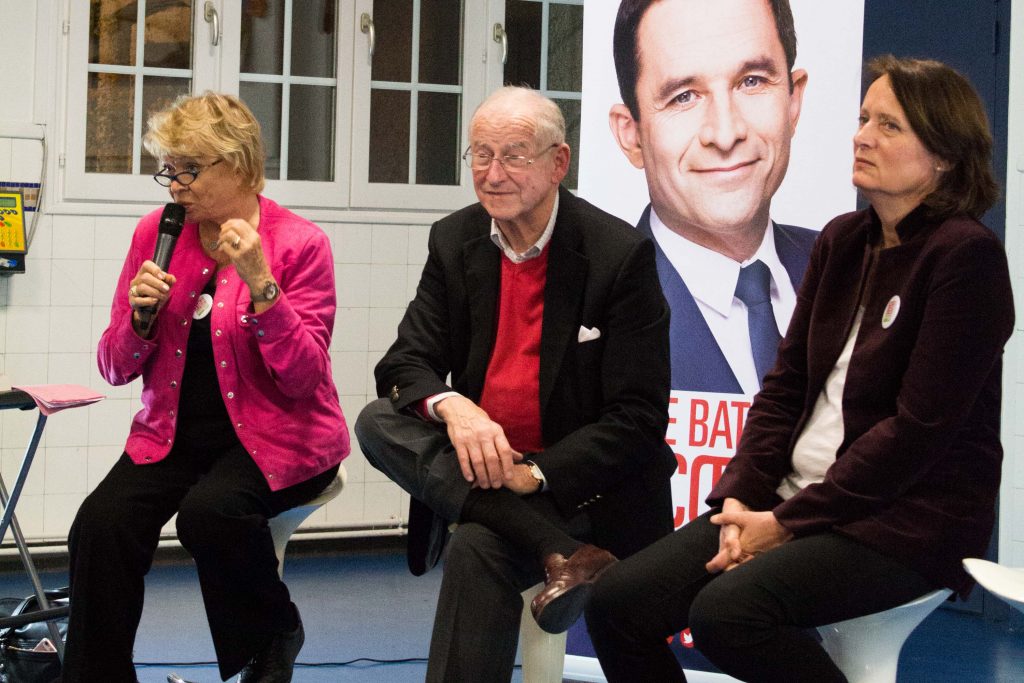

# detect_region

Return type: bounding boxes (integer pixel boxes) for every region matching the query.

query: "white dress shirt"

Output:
[650,208,797,395]
[488,192,559,263]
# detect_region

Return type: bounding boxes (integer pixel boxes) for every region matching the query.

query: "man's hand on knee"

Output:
[435,395,522,488]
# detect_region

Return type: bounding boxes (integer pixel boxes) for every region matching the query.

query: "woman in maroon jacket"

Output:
[586,56,1013,683]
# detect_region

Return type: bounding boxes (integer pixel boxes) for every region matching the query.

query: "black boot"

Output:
[237,608,304,683]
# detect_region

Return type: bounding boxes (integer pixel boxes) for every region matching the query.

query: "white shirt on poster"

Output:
[650,208,797,395]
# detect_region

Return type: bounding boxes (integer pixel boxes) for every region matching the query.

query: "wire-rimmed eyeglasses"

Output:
[153,159,223,187]
[462,144,559,172]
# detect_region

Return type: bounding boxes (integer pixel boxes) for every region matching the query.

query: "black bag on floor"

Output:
[0,589,67,683]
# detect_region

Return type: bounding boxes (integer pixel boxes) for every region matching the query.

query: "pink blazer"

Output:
[98,195,349,490]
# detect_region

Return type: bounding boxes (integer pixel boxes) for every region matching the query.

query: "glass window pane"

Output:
[547,4,583,92]
[86,73,135,173]
[371,1,413,83]
[554,98,580,189]
[369,89,411,183]
[140,76,192,169]
[418,0,462,86]
[416,92,460,186]
[240,82,283,180]
[144,0,193,69]
[289,85,336,181]
[90,0,139,66]
[292,0,337,78]
[241,0,284,75]
[504,0,541,88]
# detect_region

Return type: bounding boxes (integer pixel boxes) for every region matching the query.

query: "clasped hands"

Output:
[128,218,274,335]
[705,498,793,574]
[434,395,541,495]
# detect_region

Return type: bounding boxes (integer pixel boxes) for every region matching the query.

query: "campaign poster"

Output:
[570,1,865,678]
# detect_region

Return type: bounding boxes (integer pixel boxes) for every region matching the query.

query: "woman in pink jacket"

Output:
[64,92,349,683]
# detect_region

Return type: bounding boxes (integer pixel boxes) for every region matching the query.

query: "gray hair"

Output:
[471,86,566,149]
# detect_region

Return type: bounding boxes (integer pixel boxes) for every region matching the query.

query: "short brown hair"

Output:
[866,55,998,219]
[143,91,266,194]
[613,0,798,121]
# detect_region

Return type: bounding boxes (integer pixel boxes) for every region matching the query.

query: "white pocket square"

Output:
[578,326,601,343]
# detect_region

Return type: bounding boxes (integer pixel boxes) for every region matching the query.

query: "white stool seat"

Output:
[436,524,567,681]
[268,467,347,578]
[519,582,567,683]
[963,558,1024,614]
[816,588,951,683]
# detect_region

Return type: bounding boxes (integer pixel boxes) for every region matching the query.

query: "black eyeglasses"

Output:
[153,159,223,187]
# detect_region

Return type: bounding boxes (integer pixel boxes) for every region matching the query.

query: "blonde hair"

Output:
[143,91,266,194]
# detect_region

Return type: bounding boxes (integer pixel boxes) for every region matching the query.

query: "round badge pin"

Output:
[881,295,900,329]
[193,293,214,320]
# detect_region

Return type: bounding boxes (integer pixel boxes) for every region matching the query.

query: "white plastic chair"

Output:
[816,588,952,683]
[268,467,346,578]
[169,471,347,683]
[963,558,1024,614]
[519,583,567,683]
[437,522,566,682]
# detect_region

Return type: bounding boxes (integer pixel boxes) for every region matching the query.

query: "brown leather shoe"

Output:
[530,544,617,634]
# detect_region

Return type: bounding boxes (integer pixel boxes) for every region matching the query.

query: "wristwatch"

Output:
[253,279,279,303]
[526,460,545,491]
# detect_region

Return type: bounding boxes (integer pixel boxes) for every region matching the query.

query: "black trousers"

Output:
[62,441,337,683]
[585,510,936,683]
[355,398,590,682]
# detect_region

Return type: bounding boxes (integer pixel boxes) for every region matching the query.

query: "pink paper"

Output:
[12,384,105,416]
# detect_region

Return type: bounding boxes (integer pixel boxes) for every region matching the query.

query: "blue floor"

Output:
[0,546,1020,682]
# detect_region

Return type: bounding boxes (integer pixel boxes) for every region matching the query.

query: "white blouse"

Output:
[777,307,865,501]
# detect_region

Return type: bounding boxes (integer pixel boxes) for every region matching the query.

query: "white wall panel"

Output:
[0,1,36,123]
[1001,0,1024,566]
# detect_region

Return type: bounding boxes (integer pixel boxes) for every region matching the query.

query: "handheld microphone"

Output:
[139,203,186,332]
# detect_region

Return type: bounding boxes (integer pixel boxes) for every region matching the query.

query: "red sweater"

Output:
[479,249,549,453]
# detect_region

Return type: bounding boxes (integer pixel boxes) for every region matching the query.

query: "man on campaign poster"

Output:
[608,0,820,538]
[609,0,816,400]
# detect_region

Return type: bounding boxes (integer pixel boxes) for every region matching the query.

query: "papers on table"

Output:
[11,384,105,416]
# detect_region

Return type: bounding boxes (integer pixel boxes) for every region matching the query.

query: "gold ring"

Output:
[130,285,138,298]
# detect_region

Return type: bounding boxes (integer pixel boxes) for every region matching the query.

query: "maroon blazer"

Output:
[709,206,1014,595]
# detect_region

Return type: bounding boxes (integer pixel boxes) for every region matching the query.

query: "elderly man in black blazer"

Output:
[355,86,674,682]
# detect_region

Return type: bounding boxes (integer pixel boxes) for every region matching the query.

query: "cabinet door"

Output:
[349,0,487,210]
[65,0,352,209]
[496,0,583,189]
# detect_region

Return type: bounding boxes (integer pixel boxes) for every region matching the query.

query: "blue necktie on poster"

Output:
[735,260,781,387]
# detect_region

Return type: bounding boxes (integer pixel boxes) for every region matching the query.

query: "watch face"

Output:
[262,282,279,301]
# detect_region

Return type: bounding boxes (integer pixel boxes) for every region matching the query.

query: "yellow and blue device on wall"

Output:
[0,190,27,274]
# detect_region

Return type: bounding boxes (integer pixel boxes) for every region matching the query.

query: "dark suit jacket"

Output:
[709,206,1014,594]
[376,187,676,559]
[636,205,818,392]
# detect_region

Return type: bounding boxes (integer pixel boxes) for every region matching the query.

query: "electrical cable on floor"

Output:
[136,658,524,668]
